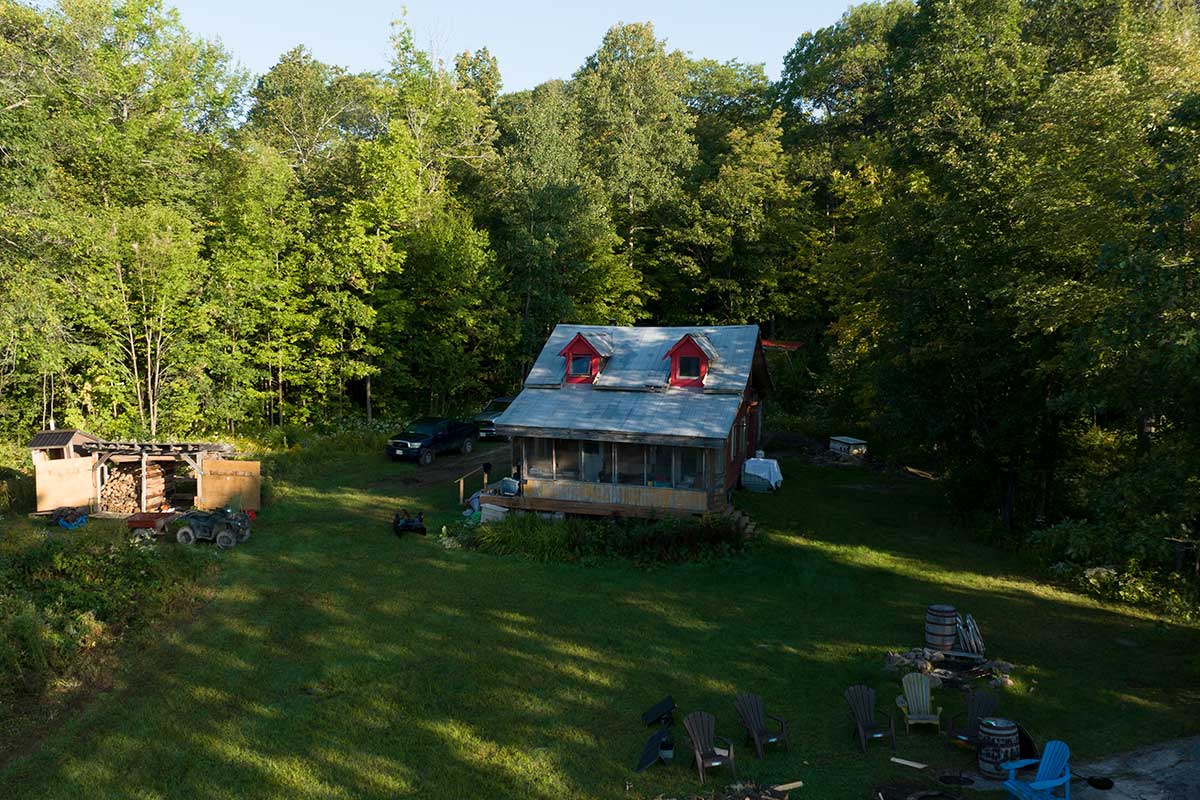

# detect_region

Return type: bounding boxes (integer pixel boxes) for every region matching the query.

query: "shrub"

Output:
[0,521,212,701]
[475,514,571,561]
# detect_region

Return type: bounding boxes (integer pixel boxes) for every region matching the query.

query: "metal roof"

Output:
[498,324,761,444]
[28,429,96,449]
[830,436,867,445]
[496,384,745,446]
[524,324,759,392]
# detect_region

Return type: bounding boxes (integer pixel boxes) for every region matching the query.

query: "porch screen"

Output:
[648,445,673,487]
[677,447,706,490]
[615,443,644,485]
[554,439,580,480]
[581,440,609,482]
[527,438,553,478]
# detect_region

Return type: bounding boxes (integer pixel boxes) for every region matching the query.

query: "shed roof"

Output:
[28,429,97,449]
[498,324,763,444]
[830,436,867,445]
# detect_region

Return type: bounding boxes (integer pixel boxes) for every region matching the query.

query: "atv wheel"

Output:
[176,525,196,545]
[215,526,237,550]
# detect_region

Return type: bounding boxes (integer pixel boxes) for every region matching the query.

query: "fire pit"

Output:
[884,647,1012,688]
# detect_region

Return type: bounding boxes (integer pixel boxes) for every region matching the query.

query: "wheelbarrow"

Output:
[126,511,178,540]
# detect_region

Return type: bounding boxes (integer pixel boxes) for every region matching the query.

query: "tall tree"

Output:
[572,22,696,301]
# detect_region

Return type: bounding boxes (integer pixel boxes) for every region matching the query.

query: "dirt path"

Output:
[369,441,512,489]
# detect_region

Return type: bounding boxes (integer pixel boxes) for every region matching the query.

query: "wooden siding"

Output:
[35,456,95,511]
[197,459,261,511]
[523,478,709,514]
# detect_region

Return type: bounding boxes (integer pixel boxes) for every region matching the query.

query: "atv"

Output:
[174,508,252,550]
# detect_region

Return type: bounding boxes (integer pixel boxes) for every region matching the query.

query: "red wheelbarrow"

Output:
[126,511,178,540]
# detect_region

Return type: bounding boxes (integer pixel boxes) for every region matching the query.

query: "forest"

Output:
[1,0,1198,605]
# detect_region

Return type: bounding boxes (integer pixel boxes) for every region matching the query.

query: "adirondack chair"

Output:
[734,692,791,758]
[1001,740,1071,800]
[844,685,895,753]
[947,688,998,746]
[898,672,942,734]
[682,711,736,785]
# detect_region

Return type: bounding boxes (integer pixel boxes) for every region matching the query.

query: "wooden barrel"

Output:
[924,604,958,651]
[978,717,1021,779]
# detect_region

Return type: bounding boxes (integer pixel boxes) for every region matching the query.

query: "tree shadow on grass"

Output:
[2,456,1198,799]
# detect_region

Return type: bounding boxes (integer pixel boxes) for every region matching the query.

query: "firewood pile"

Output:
[884,647,1014,689]
[100,463,175,513]
[142,463,174,509]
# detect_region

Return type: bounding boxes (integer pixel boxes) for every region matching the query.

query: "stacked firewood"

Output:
[101,467,139,513]
[142,463,174,510]
[100,464,175,512]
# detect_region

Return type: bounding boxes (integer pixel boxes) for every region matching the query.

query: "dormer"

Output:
[664,333,718,388]
[558,332,612,384]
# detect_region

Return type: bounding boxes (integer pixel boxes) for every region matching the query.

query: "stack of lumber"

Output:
[100,463,175,513]
[101,467,140,513]
[142,463,174,510]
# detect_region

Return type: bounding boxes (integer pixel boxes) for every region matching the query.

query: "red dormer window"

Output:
[559,333,602,384]
[664,334,714,388]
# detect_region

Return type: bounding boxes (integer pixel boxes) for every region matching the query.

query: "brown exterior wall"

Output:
[523,477,709,514]
[724,390,763,490]
[35,457,96,512]
[197,459,261,511]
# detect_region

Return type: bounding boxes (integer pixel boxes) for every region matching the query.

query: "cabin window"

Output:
[528,438,553,478]
[616,443,645,485]
[678,356,701,379]
[569,355,592,376]
[554,439,580,480]
[677,447,706,490]
[581,440,609,482]
[648,445,673,487]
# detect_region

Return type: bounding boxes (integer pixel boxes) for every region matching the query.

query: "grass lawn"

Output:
[2,446,1197,799]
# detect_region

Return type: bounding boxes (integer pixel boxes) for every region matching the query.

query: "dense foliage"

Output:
[0,520,211,700]
[1,0,1198,596]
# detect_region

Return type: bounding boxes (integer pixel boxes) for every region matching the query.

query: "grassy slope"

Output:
[1,449,1197,799]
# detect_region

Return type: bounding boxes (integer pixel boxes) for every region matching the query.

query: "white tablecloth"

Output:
[742,458,783,489]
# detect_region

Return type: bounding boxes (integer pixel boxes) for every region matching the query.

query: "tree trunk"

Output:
[365,374,373,423]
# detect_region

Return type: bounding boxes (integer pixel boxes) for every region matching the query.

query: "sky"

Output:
[167,1,853,92]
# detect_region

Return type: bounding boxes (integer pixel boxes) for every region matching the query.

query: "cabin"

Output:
[487,324,770,517]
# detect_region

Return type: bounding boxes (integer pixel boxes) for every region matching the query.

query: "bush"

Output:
[463,513,748,565]
[0,466,35,514]
[0,520,213,701]
[475,514,571,561]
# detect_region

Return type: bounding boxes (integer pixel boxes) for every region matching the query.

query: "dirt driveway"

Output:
[371,440,513,489]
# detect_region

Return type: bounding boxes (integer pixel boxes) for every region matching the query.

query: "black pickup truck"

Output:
[386,417,477,465]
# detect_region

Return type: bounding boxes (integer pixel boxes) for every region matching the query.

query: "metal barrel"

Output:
[978,717,1021,779]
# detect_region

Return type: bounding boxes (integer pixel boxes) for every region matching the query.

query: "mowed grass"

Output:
[2,448,1197,799]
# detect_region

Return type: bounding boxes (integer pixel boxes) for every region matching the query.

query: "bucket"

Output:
[925,604,958,651]
[978,717,1020,780]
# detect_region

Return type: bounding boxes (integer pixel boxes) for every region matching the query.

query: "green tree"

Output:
[487,81,639,374]
[572,22,696,294]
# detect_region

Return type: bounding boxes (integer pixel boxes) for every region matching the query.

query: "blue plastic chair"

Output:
[1001,739,1071,800]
